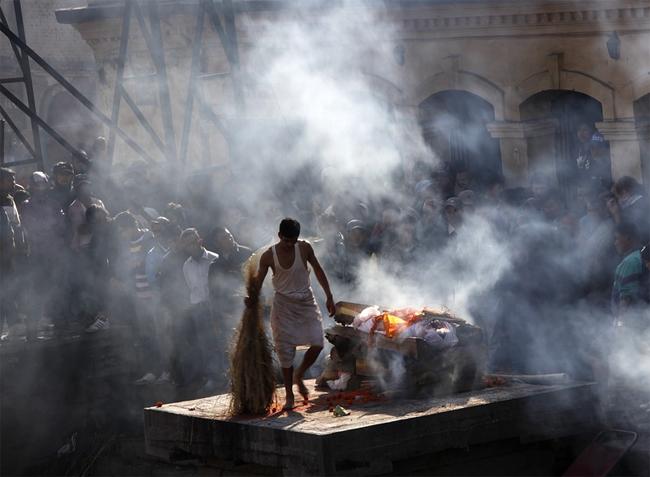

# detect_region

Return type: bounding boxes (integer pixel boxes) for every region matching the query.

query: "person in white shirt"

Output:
[180,228,221,390]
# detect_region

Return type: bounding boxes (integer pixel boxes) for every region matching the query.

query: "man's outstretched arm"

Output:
[305,243,336,316]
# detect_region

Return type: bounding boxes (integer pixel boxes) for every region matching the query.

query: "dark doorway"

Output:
[633,94,650,191]
[419,90,502,192]
[520,90,611,195]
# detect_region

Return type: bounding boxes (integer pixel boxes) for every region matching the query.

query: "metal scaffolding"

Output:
[0,0,242,170]
[0,119,5,165]
[180,0,242,164]
[0,0,43,169]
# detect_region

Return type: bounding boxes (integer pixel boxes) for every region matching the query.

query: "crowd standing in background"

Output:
[0,129,649,403]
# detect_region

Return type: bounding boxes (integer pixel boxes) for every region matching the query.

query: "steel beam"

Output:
[119,85,166,154]
[0,83,87,162]
[107,0,132,164]
[0,4,23,66]
[179,0,206,164]
[0,119,4,165]
[108,0,177,164]
[146,0,177,162]
[0,18,156,163]
[0,103,37,161]
[1,0,244,171]
[12,0,44,170]
[206,0,244,109]
[223,0,244,108]
[0,77,24,84]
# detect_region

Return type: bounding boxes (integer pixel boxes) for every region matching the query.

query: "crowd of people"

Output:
[1,127,649,395]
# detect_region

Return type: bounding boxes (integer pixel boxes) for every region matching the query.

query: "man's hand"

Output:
[326,295,336,317]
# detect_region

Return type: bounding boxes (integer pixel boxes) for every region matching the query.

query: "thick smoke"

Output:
[221,2,429,240]
[4,0,648,430]
[229,3,511,315]
[205,2,644,391]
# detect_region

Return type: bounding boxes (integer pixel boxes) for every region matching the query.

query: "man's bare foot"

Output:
[294,371,309,401]
[283,393,295,411]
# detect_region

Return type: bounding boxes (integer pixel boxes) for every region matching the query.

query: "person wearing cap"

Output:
[89,136,107,165]
[72,150,91,176]
[612,222,647,319]
[157,227,191,384]
[608,226,650,430]
[342,218,373,283]
[575,123,610,185]
[457,190,476,214]
[609,176,650,243]
[146,217,179,290]
[144,216,181,385]
[21,172,66,333]
[50,162,75,209]
[12,186,30,216]
[110,211,164,384]
[0,167,22,339]
[84,204,119,331]
[444,197,463,237]
[0,167,19,228]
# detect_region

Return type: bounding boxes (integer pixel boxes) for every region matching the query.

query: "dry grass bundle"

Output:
[229,265,276,416]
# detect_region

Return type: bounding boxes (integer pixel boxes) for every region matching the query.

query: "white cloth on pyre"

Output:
[352,306,458,350]
[352,305,382,333]
[399,320,458,349]
[270,243,324,368]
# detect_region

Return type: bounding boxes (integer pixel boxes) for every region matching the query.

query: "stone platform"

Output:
[144,380,598,475]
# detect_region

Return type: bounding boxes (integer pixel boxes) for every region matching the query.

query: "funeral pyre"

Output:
[318,302,487,397]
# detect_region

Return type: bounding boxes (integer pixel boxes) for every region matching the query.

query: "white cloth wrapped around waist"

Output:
[270,290,323,347]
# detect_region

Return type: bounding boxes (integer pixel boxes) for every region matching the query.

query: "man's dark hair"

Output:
[164,202,186,227]
[279,218,300,238]
[113,211,138,230]
[13,188,29,204]
[86,204,107,225]
[615,221,639,242]
[0,167,15,180]
[53,162,74,175]
[613,176,641,196]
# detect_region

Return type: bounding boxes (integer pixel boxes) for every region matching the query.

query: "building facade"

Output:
[53,0,650,190]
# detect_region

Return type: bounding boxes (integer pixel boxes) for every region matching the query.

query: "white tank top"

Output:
[271,243,312,299]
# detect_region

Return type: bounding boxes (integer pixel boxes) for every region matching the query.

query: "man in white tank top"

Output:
[251,218,335,410]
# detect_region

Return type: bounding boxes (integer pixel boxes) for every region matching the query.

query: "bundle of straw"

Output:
[229,265,276,415]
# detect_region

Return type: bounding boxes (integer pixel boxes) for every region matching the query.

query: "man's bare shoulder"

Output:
[298,240,314,256]
[259,247,274,265]
[298,239,313,249]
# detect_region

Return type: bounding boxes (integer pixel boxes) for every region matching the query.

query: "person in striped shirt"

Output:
[113,211,163,385]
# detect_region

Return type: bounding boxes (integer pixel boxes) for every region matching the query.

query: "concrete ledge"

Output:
[144,379,598,475]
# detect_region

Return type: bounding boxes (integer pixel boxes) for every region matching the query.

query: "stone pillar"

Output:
[596,120,643,182]
[636,120,650,189]
[486,119,556,187]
